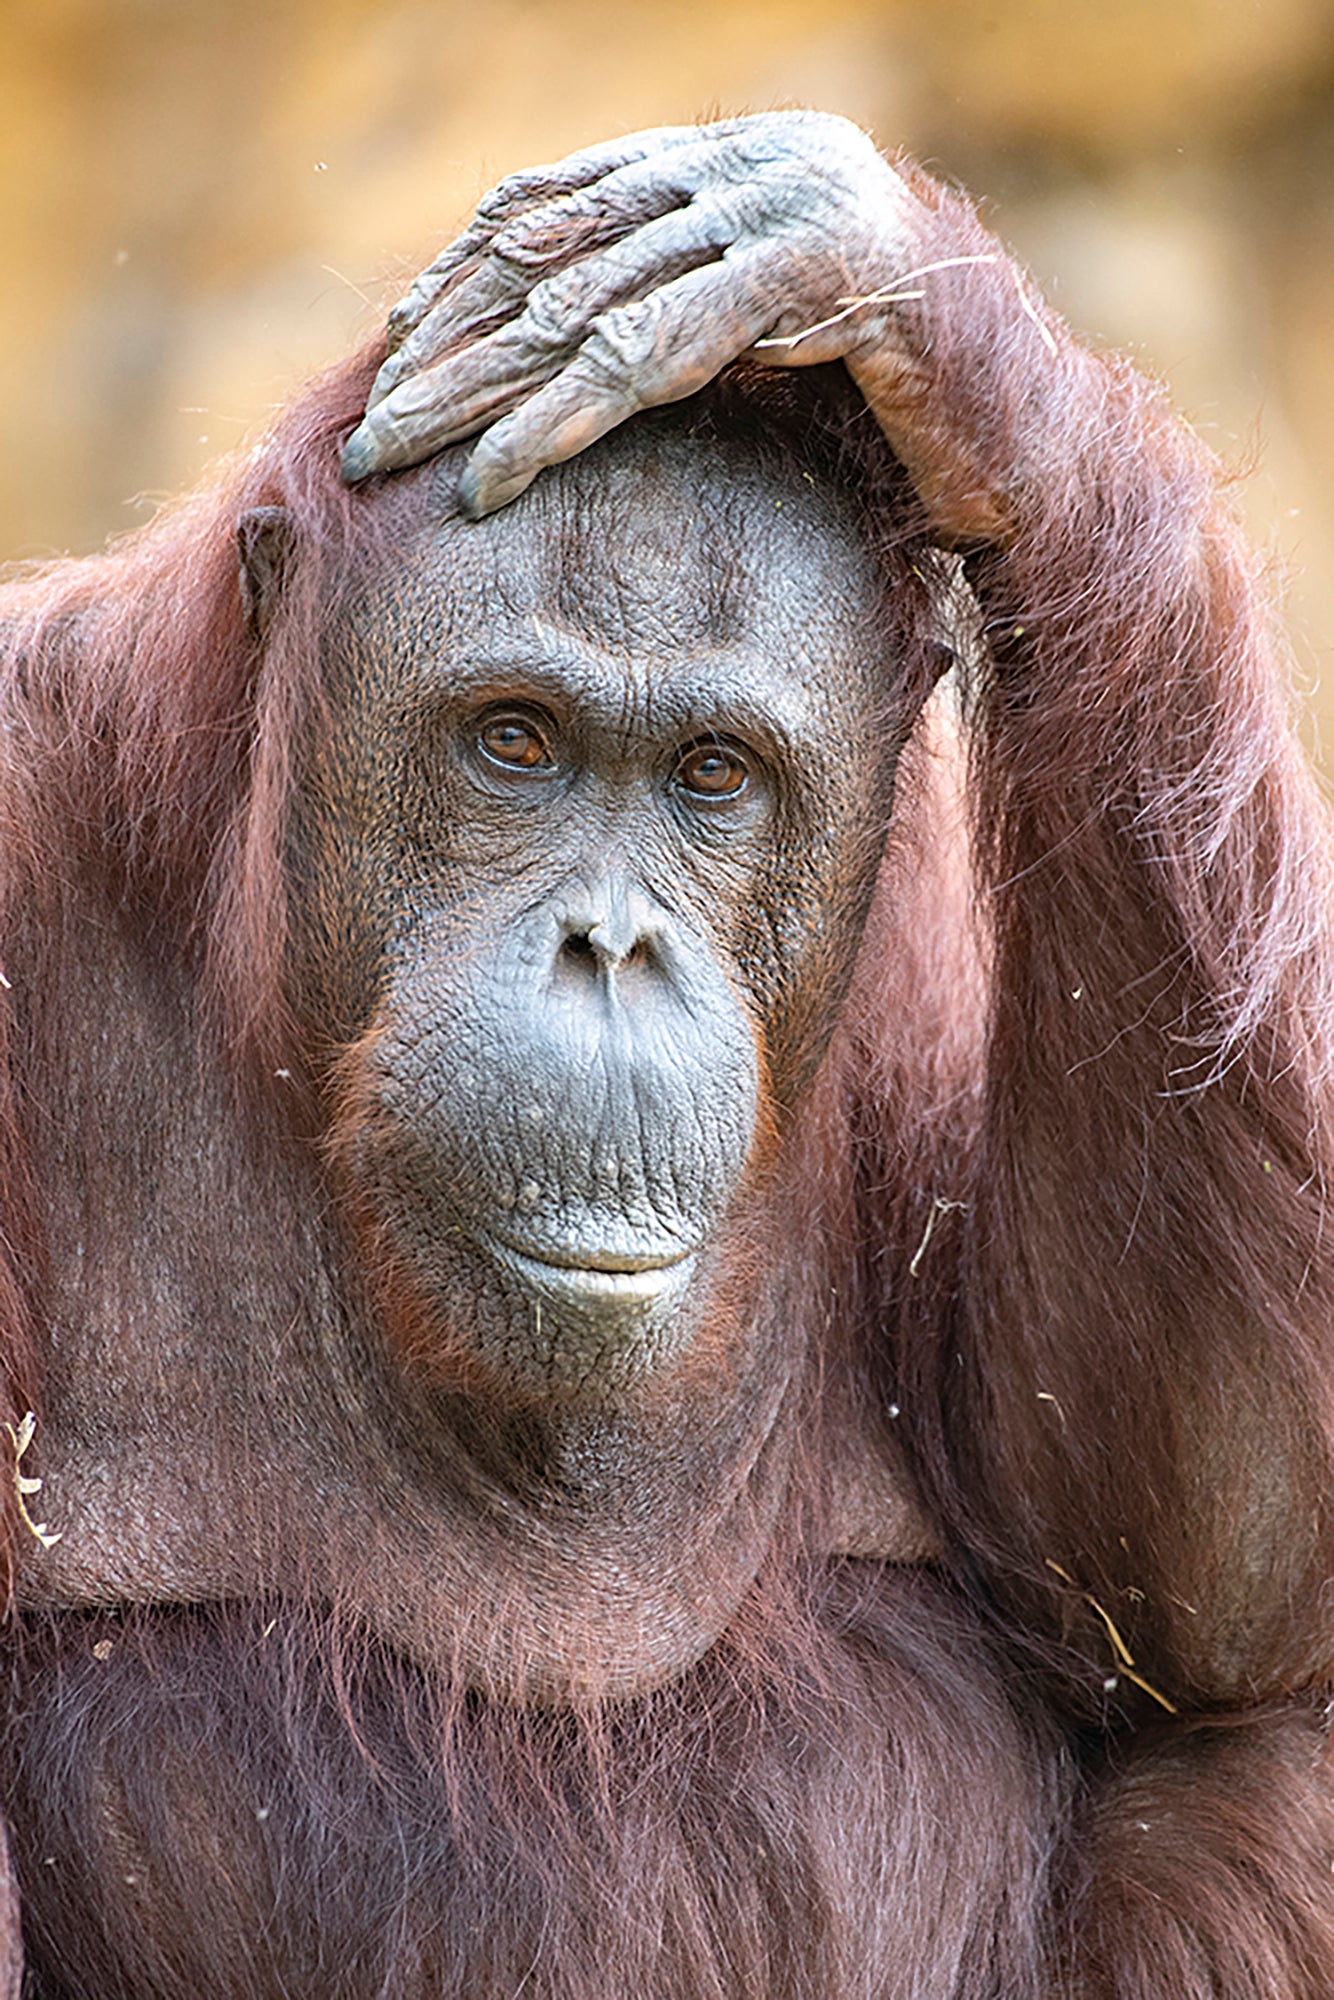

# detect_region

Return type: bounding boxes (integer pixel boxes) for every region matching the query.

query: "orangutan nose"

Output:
[557,879,664,978]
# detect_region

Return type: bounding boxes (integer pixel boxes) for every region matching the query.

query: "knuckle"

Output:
[474,189,519,230]
[489,222,551,274]
[369,350,406,404]
[475,170,547,226]
[469,427,521,483]
[388,270,443,325]
[392,323,443,380]
[587,296,665,375]
[385,301,420,349]
[535,260,585,311]
[522,271,586,346]
[492,189,596,270]
[729,107,875,178]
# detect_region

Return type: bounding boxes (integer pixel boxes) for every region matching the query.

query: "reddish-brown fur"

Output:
[3,169,1334,1995]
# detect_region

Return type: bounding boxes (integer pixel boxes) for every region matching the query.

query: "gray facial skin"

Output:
[298,420,909,1403]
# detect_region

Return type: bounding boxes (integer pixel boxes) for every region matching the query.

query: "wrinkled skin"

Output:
[8,107,1334,2000]
[2,385,967,2000]
[332,107,1334,1995]
[341,110,997,539]
[297,428,915,1401]
[5,415,938,1722]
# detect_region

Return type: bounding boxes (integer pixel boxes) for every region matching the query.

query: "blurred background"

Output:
[4,0,1333,746]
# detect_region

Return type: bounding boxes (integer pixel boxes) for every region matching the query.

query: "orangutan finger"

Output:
[373,260,511,411]
[373,174,723,411]
[485,141,733,267]
[352,198,767,481]
[503,191,737,323]
[381,122,742,352]
[372,193,740,416]
[385,240,491,354]
[457,251,776,516]
[468,122,724,229]
[463,117,764,248]
[394,142,727,361]
[342,322,558,481]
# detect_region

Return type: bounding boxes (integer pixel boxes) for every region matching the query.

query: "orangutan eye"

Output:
[674,740,749,800]
[478,711,555,772]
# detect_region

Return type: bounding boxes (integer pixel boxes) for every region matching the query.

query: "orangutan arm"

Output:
[341,112,1334,1713]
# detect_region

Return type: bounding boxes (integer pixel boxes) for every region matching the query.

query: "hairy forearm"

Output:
[869,183,1334,1704]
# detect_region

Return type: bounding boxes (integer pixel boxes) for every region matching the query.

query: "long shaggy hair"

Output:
[7,170,1334,1994]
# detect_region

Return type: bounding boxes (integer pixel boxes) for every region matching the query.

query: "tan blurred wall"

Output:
[3,0,1333,745]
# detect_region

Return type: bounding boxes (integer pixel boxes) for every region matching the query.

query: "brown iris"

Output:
[676,741,748,799]
[479,714,552,771]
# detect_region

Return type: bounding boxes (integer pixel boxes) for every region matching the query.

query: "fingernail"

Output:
[458,458,520,519]
[457,460,486,518]
[460,460,539,518]
[340,424,378,484]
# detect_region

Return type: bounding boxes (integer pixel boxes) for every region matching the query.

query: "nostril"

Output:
[558,929,652,976]
[561,932,597,968]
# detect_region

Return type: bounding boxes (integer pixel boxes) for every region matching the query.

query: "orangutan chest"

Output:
[2,1581,1051,2000]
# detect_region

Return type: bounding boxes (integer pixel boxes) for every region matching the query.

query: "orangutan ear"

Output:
[237,507,296,639]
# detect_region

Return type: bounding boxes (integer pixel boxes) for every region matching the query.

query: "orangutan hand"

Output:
[339,111,932,516]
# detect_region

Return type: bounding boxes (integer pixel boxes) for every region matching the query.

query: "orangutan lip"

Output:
[481,1225,696,1274]
[483,1235,697,1301]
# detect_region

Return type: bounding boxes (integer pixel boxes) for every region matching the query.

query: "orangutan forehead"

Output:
[406,424,887,662]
